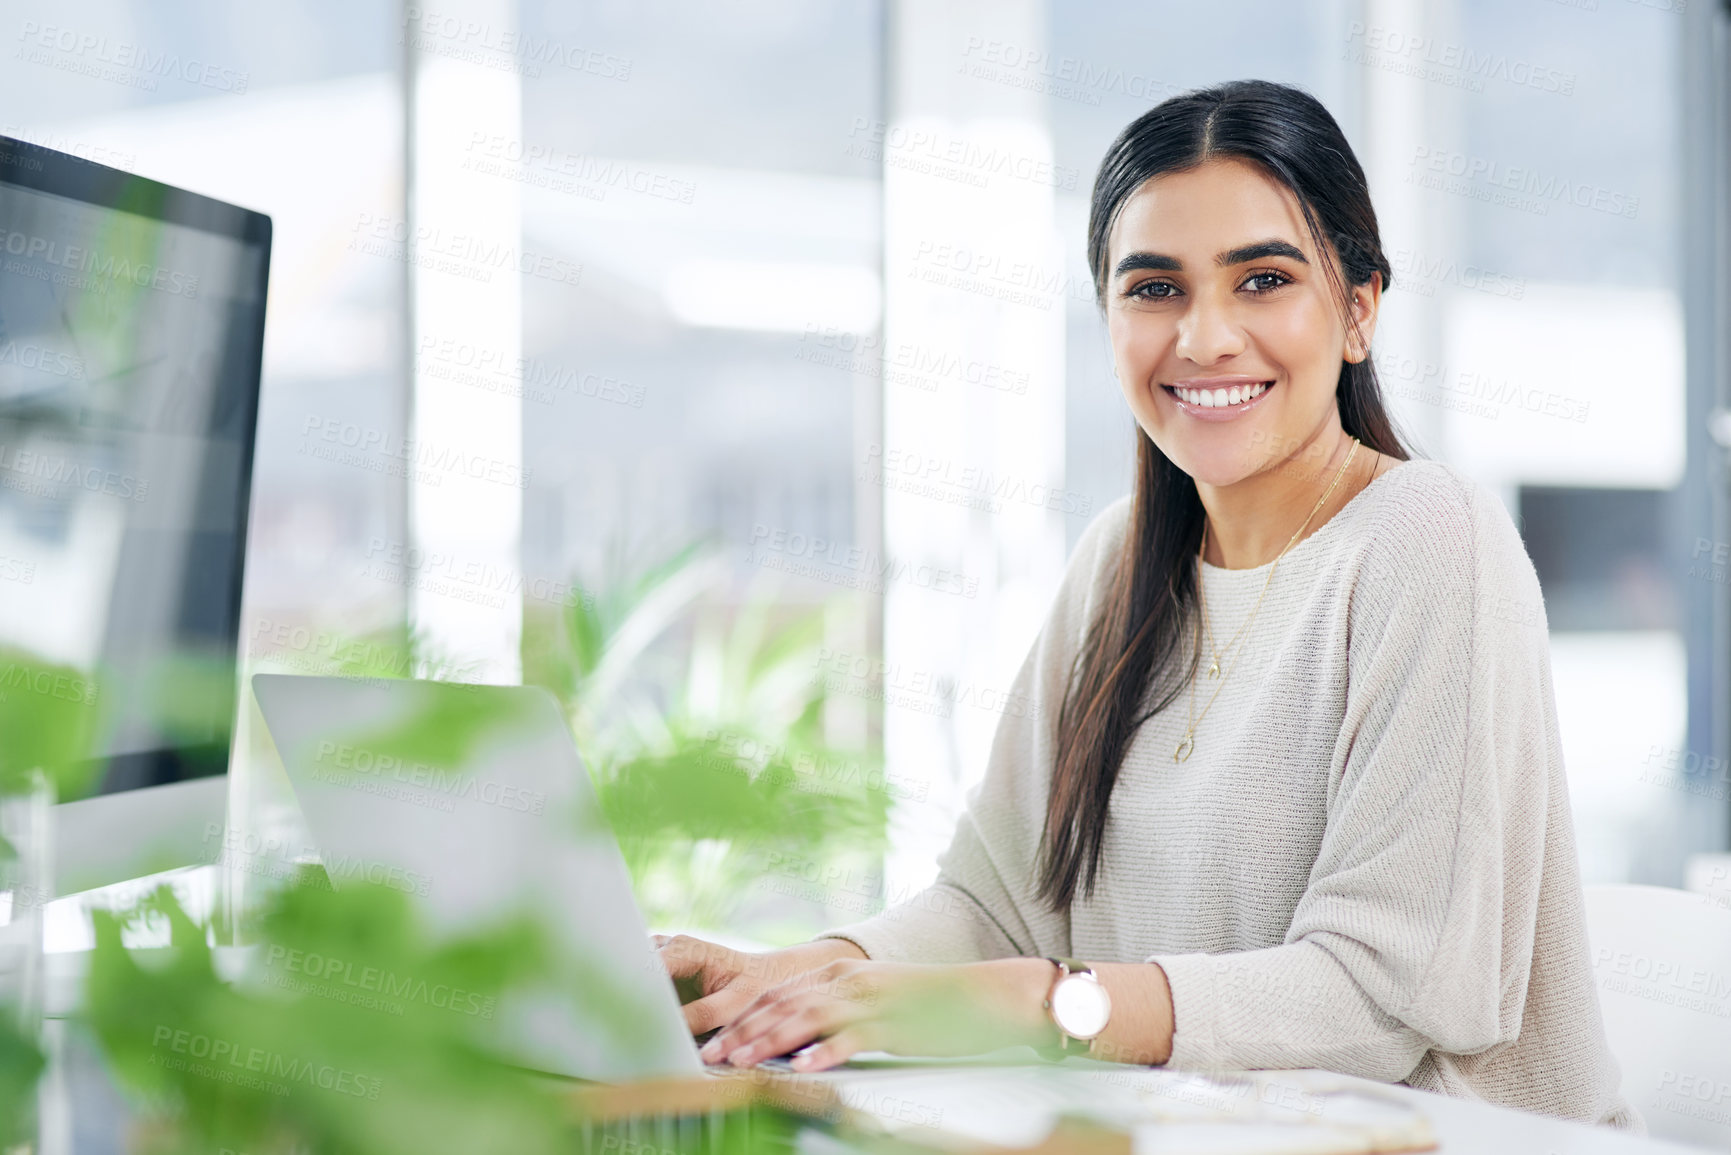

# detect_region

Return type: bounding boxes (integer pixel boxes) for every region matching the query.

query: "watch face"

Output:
[1052,974,1111,1038]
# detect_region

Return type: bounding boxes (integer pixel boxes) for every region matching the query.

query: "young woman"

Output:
[657,79,1641,1131]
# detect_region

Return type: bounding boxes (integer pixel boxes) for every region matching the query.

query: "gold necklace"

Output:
[1198,523,1246,679]
[1173,436,1360,763]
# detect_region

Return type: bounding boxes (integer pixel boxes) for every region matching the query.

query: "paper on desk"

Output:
[813,1063,1436,1154]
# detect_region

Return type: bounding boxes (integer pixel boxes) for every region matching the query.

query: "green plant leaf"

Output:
[0,646,107,800]
[0,1009,44,1148]
[84,878,593,1155]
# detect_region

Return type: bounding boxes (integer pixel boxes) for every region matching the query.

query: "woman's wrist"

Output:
[808,935,869,962]
[1088,961,1174,1066]
[972,956,1064,1049]
[770,936,865,981]
[975,957,1175,1065]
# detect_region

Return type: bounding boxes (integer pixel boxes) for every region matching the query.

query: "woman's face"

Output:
[1103,157,1379,488]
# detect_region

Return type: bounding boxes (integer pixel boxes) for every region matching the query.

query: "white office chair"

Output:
[1583,884,1731,1150]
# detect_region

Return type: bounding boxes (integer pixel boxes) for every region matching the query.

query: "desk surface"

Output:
[796,1061,1708,1155]
[1261,1069,1701,1155]
[31,1018,1711,1155]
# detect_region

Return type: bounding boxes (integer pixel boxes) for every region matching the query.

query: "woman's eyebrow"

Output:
[1218,238,1308,267]
[1113,238,1309,277]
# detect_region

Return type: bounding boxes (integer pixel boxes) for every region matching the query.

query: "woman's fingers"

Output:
[655,934,760,1037]
[681,986,752,1036]
[720,999,842,1067]
[699,992,785,1062]
[654,933,733,981]
[698,960,882,1065]
[788,1025,870,1072]
[701,974,854,1065]
[701,975,800,1056]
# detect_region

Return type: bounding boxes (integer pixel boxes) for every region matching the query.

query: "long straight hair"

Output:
[1037,80,1412,912]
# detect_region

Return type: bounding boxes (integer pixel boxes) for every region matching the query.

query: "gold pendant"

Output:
[1173,733,1194,763]
[1206,659,1219,678]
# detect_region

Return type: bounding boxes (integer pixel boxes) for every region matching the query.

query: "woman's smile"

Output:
[1161,375,1276,421]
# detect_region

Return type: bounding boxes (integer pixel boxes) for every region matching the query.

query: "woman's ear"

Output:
[1343,272,1382,364]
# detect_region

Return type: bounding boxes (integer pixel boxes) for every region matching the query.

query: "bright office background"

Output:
[4,0,1727,921]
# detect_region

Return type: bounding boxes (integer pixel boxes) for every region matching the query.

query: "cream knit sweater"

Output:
[820,458,1642,1132]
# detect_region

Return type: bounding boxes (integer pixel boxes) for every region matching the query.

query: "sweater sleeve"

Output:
[1150,474,1553,1081]
[814,497,1133,965]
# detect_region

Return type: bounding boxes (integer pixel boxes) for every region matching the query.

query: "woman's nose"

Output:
[1174,294,1246,366]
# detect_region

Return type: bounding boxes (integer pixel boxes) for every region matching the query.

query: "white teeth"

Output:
[1174,382,1269,408]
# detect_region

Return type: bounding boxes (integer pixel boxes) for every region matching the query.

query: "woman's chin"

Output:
[1187,468,1259,491]
[1166,447,1267,490]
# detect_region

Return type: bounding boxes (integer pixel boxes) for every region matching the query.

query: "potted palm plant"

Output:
[524,542,892,943]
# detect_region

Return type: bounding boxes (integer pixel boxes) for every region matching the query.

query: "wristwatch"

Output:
[1042,956,1112,1052]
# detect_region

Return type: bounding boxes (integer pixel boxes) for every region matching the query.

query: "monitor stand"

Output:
[53,776,227,898]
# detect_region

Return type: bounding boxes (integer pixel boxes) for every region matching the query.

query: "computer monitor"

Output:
[0,134,270,895]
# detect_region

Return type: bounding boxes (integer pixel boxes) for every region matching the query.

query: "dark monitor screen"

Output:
[0,135,269,799]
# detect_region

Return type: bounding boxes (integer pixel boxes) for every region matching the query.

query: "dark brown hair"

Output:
[1037,79,1412,911]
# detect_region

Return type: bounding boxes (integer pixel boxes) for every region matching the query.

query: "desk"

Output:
[1184,1069,1708,1155]
[573,1059,1707,1155]
[32,1020,1711,1155]
[1349,1074,1707,1155]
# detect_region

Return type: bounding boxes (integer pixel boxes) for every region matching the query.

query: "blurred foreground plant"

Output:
[0,645,107,803]
[525,544,892,939]
[81,875,816,1155]
[86,876,585,1155]
[0,1010,43,1147]
[0,647,108,1145]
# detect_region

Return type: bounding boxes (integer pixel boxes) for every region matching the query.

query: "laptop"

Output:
[249,673,705,1083]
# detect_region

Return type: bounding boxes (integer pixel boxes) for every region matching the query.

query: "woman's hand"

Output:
[697,955,1060,1072]
[652,934,868,1038]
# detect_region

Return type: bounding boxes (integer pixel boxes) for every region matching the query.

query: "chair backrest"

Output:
[1583,884,1731,1149]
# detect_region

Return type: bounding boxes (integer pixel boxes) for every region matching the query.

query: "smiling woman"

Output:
[655,79,1643,1135]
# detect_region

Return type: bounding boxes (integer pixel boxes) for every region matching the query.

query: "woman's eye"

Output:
[1243,271,1291,294]
[1130,280,1178,300]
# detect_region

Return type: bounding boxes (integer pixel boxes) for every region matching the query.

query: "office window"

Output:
[515,1,885,935]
